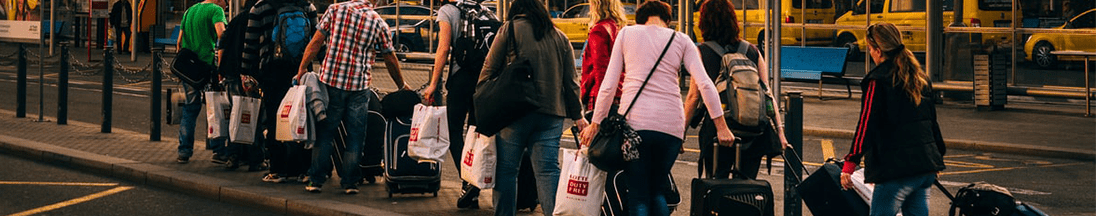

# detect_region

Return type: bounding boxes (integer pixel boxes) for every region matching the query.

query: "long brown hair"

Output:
[867,22,928,105]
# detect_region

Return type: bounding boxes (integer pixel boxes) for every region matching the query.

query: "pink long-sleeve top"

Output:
[591,25,724,139]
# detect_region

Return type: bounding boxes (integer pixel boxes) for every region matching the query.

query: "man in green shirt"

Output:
[175,0,227,164]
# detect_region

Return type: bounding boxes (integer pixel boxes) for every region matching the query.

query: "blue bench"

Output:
[154,25,181,47]
[780,46,853,99]
[42,21,71,37]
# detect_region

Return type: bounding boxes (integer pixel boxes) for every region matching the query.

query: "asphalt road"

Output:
[0,153,279,216]
[0,60,1093,216]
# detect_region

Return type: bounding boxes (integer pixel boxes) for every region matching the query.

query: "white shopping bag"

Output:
[276,85,310,142]
[408,104,449,162]
[851,168,873,204]
[460,126,496,189]
[229,95,261,144]
[205,91,232,139]
[552,147,608,216]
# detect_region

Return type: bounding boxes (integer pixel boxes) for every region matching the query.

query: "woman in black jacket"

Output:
[838,22,946,216]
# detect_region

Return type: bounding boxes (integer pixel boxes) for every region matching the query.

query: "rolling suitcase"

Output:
[601,170,682,216]
[690,139,774,216]
[796,159,870,216]
[381,91,440,197]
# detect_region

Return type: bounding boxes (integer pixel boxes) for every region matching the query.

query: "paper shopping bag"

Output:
[553,147,608,216]
[408,104,449,162]
[205,91,232,139]
[460,126,496,189]
[229,95,261,144]
[276,85,310,142]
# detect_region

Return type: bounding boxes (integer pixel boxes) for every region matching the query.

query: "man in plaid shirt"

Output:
[295,0,408,194]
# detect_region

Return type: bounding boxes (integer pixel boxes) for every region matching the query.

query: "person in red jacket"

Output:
[580,0,627,112]
[839,22,947,216]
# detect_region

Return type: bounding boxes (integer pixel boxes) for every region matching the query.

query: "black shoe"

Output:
[247,162,268,172]
[211,154,229,164]
[456,183,481,209]
[176,156,190,164]
[223,156,240,170]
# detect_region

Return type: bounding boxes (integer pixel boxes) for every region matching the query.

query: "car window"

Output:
[889,0,925,13]
[977,0,1011,11]
[563,5,588,18]
[792,0,832,9]
[1071,11,1095,29]
[851,0,885,15]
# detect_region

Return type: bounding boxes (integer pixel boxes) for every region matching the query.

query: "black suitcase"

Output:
[516,151,540,212]
[796,160,870,216]
[383,114,441,197]
[601,170,682,216]
[690,139,774,216]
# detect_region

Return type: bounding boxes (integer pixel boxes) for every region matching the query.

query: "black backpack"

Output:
[449,2,501,71]
[952,182,1017,216]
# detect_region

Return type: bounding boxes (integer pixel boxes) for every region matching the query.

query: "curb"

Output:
[802,127,1096,161]
[0,135,407,216]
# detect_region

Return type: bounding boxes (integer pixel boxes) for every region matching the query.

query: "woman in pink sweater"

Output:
[578,1,735,215]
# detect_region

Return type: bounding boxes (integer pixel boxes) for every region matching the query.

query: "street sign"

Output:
[0,20,41,43]
[90,0,109,18]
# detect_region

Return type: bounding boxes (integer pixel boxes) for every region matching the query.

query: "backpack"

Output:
[703,40,768,137]
[267,3,312,66]
[952,182,1017,216]
[449,2,501,72]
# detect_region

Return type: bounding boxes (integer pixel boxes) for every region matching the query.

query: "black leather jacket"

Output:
[842,59,947,183]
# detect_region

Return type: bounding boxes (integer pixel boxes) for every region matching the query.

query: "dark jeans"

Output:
[625,130,682,216]
[261,84,310,175]
[310,86,371,188]
[445,72,477,173]
[113,27,130,52]
[697,119,763,180]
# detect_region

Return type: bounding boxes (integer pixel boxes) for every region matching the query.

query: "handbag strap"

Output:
[622,30,676,117]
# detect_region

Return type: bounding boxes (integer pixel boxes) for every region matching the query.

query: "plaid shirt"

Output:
[315,0,394,91]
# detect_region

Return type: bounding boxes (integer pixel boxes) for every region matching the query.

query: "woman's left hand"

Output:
[578,122,600,147]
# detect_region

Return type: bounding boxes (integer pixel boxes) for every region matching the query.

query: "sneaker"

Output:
[305,182,322,193]
[344,186,359,195]
[456,183,481,209]
[262,173,284,183]
[298,175,310,184]
[176,157,190,164]
[223,157,240,170]
[211,154,229,164]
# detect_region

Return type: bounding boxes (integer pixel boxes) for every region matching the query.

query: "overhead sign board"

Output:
[0,20,41,43]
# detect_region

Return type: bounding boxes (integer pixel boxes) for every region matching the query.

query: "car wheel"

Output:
[1033,41,1056,68]
[836,34,861,61]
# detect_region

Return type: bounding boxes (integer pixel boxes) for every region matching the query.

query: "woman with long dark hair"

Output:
[478,0,584,215]
[838,22,947,216]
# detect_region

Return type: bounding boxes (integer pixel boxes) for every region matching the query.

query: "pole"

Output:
[927,0,942,84]
[17,44,27,118]
[771,0,782,107]
[102,45,114,133]
[130,0,136,61]
[50,0,56,55]
[59,42,70,124]
[150,47,162,140]
[39,2,46,123]
[784,91,804,216]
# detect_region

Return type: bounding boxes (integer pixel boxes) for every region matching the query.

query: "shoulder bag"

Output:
[588,31,676,172]
[471,20,541,136]
[170,25,215,88]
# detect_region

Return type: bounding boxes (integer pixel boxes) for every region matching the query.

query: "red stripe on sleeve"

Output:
[852,80,877,158]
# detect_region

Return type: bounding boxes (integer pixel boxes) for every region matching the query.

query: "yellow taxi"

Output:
[1024,9,1095,68]
[834,0,1015,56]
[691,0,836,46]
[551,3,637,44]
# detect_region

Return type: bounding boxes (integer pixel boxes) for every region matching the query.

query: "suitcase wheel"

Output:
[388,192,393,198]
[433,192,438,197]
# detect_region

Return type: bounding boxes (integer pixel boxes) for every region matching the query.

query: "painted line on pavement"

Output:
[8,186,134,216]
[820,139,835,160]
[0,181,118,187]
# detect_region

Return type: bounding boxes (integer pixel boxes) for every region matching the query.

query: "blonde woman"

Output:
[580,0,628,111]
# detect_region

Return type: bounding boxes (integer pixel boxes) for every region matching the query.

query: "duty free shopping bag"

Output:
[229,95,261,144]
[553,148,608,216]
[205,91,232,139]
[408,104,449,162]
[276,85,311,142]
[460,126,496,189]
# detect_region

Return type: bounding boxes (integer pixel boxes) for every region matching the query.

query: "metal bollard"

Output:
[58,42,70,124]
[784,91,804,216]
[102,45,113,133]
[17,44,27,118]
[150,47,162,141]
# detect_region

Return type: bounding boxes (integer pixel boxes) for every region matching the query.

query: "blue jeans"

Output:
[179,84,225,158]
[624,130,682,216]
[870,173,936,216]
[309,86,370,188]
[492,113,564,216]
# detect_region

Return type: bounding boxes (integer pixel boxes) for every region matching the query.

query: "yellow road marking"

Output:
[820,139,835,160]
[120,81,149,88]
[0,181,118,187]
[943,160,995,168]
[8,186,134,216]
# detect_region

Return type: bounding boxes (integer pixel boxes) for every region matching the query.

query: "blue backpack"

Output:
[269,4,312,64]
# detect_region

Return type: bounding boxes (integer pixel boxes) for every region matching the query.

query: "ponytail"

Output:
[891,48,928,105]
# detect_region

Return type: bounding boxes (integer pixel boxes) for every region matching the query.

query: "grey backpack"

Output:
[704,40,767,136]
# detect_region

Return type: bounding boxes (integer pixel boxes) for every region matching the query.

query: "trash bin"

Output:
[974,50,1007,111]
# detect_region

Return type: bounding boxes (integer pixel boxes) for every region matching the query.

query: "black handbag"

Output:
[472,21,541,136]
[171,45,214,88]
[588,31,676,172]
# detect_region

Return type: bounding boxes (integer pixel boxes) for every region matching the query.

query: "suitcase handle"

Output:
[709,137,742,179]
